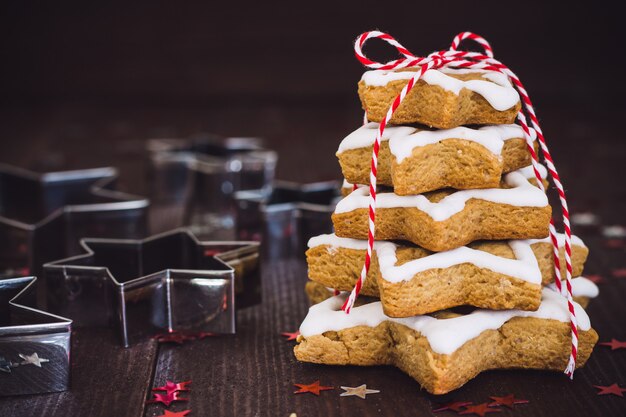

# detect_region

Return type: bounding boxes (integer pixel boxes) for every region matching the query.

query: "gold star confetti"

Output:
[339,384,380,399]
[19,352,49,367]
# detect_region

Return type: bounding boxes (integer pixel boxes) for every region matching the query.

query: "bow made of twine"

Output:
[343,30,578,378]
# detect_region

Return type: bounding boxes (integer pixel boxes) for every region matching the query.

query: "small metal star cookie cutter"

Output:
[234,180,340,259]
[147,135,277,237]
[43,228,260,347]
[0,164,149,279]
[0,276,72,396]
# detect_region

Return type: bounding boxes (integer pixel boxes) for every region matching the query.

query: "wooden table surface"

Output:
[0,104,625,417]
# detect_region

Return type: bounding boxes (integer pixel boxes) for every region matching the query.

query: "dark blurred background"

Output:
[0,1,624,218]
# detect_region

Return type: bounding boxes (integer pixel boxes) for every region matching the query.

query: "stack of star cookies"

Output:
[294,65,599,394]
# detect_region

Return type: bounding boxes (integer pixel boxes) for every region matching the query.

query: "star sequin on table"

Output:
[432,401,473,412]
[611,269,626,278]
[153,380,192,396]
[0,356,13,373]
[157,410,192,417]
[281,331,300,341]
[293,380,334,396]
[459,403,501,416]
[147,391,189,407]
[339,384,380,399]
[599,339,626,350]
[488,394,529,408]
[593,383,626,397]
[19,352,49,367]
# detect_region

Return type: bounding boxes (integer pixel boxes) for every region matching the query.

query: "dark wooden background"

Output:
[1,2,626,416]
[1,1,625,186]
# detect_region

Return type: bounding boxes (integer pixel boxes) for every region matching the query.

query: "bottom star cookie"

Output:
[294,288,598,394]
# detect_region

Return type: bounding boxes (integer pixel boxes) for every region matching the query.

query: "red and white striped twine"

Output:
[344,31,578,377]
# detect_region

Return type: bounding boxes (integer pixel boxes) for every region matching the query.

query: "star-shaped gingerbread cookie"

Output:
[295,289,597,394]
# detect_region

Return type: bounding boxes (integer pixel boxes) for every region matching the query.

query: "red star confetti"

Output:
[281,331,300,341]
[153,332,197,344]
[147,391,189,407]
[459,403,501,416]
[594,383,626,397]
[193,331,216,340]
[293,380,334,396]
[586,274,605,284]
[599,339,626,350]
[612,269,626,278]
[157,410,192,417]
[153,380,192,396]
[433,401,473,412]
[488,394,529,408]
[604,239,625,249]
[153,331,215,344]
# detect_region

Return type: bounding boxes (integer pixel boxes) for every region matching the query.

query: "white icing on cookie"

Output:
[341,180,365,193]
[389,126,503,163]
[524,233,586,248]
[376,240,541,284]
[440,68,513,88]
[360,69,520,111]
[308,233,384,251]
[308,234,540,285]
[548,277,599,299]
[515,164,548,181]
[337,123,537,164]
[299,288,591,355]
[337,123,416,154]
[479,124,537,141]
[308,233,590,290]
[334,165,549,221]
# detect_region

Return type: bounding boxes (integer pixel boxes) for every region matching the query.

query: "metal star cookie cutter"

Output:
[147,135,277,238]
[0,164,149,279]
[0,276,72,396]
[234,180,340,259]
[43,228,260,347]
